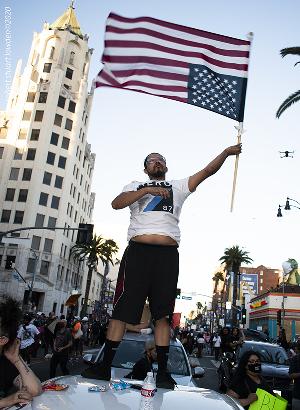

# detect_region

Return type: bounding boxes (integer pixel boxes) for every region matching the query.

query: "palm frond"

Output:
[276,90,300,118]
[280,47,300,58]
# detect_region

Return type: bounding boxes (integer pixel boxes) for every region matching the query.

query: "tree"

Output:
[70,235,119,318]
[213,271,225,294]
[276,47,300,118]
[219,246,252,326]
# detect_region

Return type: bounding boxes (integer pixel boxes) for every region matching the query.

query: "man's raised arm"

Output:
[188,144,242,192]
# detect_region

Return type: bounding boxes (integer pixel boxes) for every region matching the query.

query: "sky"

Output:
[1,0,300,315]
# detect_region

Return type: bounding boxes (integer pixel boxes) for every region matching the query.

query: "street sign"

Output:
[181,296,192,300]
[226,301,232,310]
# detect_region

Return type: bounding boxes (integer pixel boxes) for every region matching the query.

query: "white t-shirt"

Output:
[213,336,221,348]
[122,178,192,244]
[18,324,40,350]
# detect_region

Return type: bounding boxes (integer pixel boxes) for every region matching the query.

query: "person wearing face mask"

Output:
[227,351,274,409]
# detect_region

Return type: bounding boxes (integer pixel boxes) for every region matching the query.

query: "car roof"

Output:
[123,331,182,347]
[24,376,243,410]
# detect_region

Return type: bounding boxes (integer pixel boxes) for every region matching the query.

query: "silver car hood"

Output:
[14,375,243,410]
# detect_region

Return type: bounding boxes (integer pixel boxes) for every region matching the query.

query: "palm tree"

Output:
[70,235,119,318]
[219,246,253,326]
[276,47,300,118]
[213,271,225,294]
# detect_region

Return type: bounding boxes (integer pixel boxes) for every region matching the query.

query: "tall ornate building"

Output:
[0,4,97,315]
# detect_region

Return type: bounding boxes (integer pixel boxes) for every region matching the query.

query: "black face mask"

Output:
[248,363,261,373]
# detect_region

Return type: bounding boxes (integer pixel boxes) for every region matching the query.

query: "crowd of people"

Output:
[178,326,244,361]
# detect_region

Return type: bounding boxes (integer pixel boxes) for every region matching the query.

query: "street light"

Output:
[277,197,300,217]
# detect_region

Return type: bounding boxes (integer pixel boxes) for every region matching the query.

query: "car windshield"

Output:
[238,343,289,365]
[98,339,190,376]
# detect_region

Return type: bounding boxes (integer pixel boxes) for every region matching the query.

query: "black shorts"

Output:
[112,241,179,325]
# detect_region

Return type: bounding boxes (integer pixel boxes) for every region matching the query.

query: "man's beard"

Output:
[148,170,165,179]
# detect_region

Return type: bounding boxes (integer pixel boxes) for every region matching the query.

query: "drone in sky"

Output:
[279,150,294,158]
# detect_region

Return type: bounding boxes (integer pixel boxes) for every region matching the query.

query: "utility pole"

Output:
[26,250,38,312]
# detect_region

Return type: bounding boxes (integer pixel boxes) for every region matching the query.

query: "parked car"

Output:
[218,340,292,404]
[84,331,205,386]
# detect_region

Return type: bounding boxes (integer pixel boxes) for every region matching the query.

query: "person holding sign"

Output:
[289,341,300,410]
[227,351,274,409]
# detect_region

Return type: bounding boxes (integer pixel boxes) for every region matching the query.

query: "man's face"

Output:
[144,153,167,179]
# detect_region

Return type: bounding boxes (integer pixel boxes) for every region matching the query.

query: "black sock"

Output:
[102,339,120,367]
[156,345,170,373]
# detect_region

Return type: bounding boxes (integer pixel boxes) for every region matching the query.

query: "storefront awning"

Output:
[65,293,81,306]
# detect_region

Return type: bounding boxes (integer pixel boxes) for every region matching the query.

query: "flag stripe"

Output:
[111,68,188,82]
[108,13,250,46]
[104,40,249,65]
[106,26,250,56]
[103,55,248,74]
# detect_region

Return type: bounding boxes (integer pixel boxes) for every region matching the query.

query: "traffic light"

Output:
[277,310,281,326]
[241,308,247,324]
[76,223,94,244]
[176,288,181,299]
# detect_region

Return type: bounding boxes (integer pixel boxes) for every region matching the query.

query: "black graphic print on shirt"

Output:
[137,181,174,214]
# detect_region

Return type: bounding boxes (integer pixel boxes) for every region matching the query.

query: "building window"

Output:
[69,51,75,65]
[65,67,73,79]
[39,192,48,206]
[44,238,53,253]
[0,147,4,159]
[54,114,62,127]
[30,129,40,141]
[9,168,20,180]
[26,258,36,274]
[61,137,70,150]
[35,213,45,227]
[54,175,63,189]
[5,255,16,270]
[22,111,31,121]
[1,209,11,223]
[48,216,57,229]
[14,148,22,160]
[65,118,73,131]
[50,132,59,145]
[51,195,60,209]
[58,156,66,169]
[5,188,15,201]
[68,101,76,113]
[34,110,44,122]
[13,210,24,224]
[40,260,50,276]
[38,92,48,103]
[46,152,55,165]
[26,148,36,160]
[26,92,35,102]
[57,96,66,109]
[43,171,52,185]
[22,168,32,181]
[18,129,27,140]
[18,189,28,202]
[31,235,41,250]
[49,46,55,59]
[43,63,52,73]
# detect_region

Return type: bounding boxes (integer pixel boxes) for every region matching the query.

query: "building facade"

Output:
[249,285,300,340]
[0,5,97,316]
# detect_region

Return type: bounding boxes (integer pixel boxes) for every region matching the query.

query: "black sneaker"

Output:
[156,372,177,389]
[81,362,111,381]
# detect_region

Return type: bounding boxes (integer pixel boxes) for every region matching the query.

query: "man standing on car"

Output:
[289,341,300,410]
[82,144,242,389]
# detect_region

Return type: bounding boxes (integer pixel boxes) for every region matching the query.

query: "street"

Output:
[30,350,220,392]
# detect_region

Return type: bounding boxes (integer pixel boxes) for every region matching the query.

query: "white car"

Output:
[8,332,243,409]
[84,332,204,386]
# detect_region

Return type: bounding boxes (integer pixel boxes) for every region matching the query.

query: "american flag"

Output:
[95,13,251,122]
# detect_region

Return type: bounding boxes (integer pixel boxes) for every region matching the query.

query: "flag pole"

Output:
[230,122,243,212]
[230,31,253,212]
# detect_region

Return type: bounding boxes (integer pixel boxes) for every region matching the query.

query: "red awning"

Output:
[65,293,81,306]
